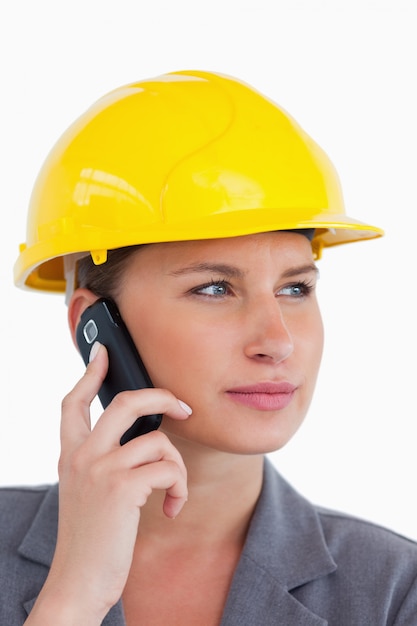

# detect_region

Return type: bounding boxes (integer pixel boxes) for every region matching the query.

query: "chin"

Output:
[216,433,299,456]
[162,416,302,457]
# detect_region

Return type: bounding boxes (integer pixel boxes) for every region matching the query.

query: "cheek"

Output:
[285,299,323,366]
[129,313,212,392]
[296,310,324,379]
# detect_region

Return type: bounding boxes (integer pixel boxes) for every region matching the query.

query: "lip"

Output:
[226,382,297,411]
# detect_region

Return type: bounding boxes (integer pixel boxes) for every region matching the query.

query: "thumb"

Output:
[60,342,108,451]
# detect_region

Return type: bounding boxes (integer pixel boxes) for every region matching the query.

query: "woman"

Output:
[3,70,416,624]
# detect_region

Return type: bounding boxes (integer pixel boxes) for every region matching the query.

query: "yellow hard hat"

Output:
[14,70,383,293]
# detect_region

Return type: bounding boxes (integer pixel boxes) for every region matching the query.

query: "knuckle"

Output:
[61,390,75,412]
[110,391,133,412]
[58,444,89,479]
[145,429,170,446]
[159,459,187,487]
[57,452,67,478]
[61,386,88,415]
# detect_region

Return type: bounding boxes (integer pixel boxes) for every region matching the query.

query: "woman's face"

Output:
[116,231,324,455]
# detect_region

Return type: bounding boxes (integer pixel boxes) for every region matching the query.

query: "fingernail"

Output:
[177,399,192,415]
[89,341,102,363]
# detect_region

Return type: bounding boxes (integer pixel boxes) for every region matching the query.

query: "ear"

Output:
[67,288,100,350]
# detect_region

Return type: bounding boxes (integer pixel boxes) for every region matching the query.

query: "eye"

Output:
[278,281,314,298]
[191,279,231,297]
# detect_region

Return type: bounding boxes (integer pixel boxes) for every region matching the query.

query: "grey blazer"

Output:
[1,459,416,625]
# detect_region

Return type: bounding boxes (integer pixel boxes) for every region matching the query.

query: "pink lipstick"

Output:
[226,382,296,411]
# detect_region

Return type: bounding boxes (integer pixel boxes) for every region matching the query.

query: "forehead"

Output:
[130,231,315,272]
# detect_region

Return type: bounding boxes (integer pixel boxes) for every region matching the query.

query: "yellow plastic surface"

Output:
[14,70,383,292]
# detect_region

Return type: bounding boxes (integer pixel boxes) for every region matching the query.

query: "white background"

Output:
[1,1,416,540]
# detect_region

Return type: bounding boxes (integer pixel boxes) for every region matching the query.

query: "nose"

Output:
[243,295,294,364]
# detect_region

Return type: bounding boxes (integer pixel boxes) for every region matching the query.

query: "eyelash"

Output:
[280,280,315,298]
[190,278,315,299]
[190,279,231,297]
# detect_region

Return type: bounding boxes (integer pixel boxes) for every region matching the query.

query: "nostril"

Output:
[245,335,294,363]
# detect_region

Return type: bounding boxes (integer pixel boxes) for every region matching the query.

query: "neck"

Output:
[137,438,265,549]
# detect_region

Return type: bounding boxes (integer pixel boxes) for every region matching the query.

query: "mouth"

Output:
[226,382,297,411]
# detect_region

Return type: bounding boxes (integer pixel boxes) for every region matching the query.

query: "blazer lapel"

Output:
[220,459,336,625]
[221,555,327,625]
[18,483,126,625]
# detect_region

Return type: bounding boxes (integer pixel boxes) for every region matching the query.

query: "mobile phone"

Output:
[76,297,162,445]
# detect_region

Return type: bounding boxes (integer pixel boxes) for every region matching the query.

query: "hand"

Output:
[26,342,191,625]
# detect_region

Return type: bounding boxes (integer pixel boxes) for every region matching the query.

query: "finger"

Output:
[122,432,188,518]
[89,388,191,452]
[125,458,188,518]
[60,342,109,451]
[106,430,187,479]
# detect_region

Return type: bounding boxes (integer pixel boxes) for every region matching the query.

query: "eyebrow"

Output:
[169,263,246,279]
[169,262,319,279]
[281,263,320,279]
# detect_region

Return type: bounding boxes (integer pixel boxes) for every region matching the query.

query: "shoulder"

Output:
[258,461,417,622]
[0,483,53,508]
[0,485,58,623]
[263,459,417,562]
[0,484,59,623]
[315,504,417,603]
[0,483,58,561]
[0,484,56,541]
[301,506,417,622]
[315,504,417,565]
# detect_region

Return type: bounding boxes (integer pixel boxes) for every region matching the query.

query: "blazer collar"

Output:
[220,459,336,625]
[18,483,58,568]
[19,460,336,625]
[19,484,125,625]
